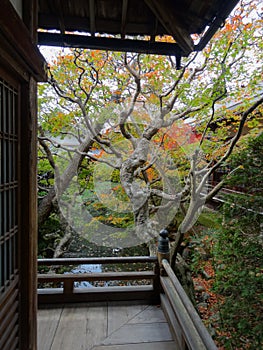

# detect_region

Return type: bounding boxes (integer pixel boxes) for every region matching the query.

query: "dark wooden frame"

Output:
[19,77,39,350]
[0,1,46,350]
[0,64,21,350]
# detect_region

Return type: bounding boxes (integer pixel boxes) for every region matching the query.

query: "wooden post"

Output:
[63,280,74,295]
[157,230,170,276]
[153,260,161,303]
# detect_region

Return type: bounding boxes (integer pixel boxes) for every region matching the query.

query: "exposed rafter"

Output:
[121,0,128,39]
[52,0,66,35]
[150,17,159,43]
[196,0,239,51]
[143,0,194,55]
[89,0,95,36]
[37,0,240,56]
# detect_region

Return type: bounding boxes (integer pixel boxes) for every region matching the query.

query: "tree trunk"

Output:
[38,187,56,225]
[38,134,94,226]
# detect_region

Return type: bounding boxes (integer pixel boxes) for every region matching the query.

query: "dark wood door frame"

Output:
[0,2,46,349]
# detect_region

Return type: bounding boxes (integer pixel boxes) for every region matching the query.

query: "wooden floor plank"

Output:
[48,303,107,350]
[107,302,147,335]
[128,305,167,324]
[85,303,108,350]
[37,306,63,350]
[50,305,88,350]
[38,302,177,350]
[92,341,177,350]
[102,323,173,345]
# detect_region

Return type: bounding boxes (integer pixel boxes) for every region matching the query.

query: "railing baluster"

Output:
[63,280,74,295]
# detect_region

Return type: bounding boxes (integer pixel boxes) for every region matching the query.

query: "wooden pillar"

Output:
[19,77,38,350]
[23,0,38,42]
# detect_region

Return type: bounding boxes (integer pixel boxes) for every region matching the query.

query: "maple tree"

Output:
[38,0,263,270]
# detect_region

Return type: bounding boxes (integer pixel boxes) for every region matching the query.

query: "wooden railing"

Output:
[38,231,217,349]
[37,256,160,304]
[160,259,217,350]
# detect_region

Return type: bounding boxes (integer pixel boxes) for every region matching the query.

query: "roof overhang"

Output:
[37,0,239,57]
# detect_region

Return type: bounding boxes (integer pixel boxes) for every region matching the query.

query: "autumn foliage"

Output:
[38,1,263,347]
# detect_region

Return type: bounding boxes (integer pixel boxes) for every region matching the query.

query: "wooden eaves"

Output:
[37,0,240,58]
[0,0,46,81]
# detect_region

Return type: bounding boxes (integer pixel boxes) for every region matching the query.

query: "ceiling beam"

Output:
[46,0,66,35]
[89,0,95,36]
[121,0,129,39]
[38,32,186,56]
[150,14,158,43]
[144,0,194,55]
[39,14,155,34]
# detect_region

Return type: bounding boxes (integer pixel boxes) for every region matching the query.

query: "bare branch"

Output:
[124,53,141,115]
[38,127,57,170]
[150,188,182,201]
[209,95,263,176]
[205,167,240,202]
[162,104,206,127]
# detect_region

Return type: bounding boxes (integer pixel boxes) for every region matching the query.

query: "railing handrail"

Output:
[37,255,160,304]
[38,256,157,266]
[161,259,217,350]
[38,270,156,282]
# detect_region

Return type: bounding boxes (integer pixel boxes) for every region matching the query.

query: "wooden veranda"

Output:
[38,302,176,350]
[1,2,239,349]
[37,255,218,350]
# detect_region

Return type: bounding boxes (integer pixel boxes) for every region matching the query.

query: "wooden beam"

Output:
[144,0,194,55]
[89,0,96,36]
[196,0,240,51]
[19,77,39,350]
[56,1,66,35]
[23,0,38,42]
[38,271,156,283]
[38,32,184,56]
[38,14,161,38]
[38,285,158,304]
[121,0,129,39]
[150,17,158,43]
[0,0,47,81]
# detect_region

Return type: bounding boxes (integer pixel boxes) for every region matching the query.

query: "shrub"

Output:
[212,133,263,349]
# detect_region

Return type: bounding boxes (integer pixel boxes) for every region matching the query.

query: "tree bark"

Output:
[38,134,94,225]
[38,187,56,225]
